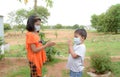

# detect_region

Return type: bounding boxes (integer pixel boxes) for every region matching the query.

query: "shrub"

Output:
[90,52,112,74]
[0,37,4,60]
[4,23,11,31]
[39,32,57,62]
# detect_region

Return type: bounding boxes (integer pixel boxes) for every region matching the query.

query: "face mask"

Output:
[35,25,40,31]
[74,37,81,45]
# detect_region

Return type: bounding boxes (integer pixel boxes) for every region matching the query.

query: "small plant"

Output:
[54,31,58,38]
[90,52,112,74]
[39,32,57,62]
[0,37,4,60]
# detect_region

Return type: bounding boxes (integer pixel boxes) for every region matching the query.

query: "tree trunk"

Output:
[34,0,37,15]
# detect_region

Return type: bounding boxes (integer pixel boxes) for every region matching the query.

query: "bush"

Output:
[0,37,4,60]
[39,32,57,62]
[54,24,63,29]
[4,23,11,31]
[90,52,111,74]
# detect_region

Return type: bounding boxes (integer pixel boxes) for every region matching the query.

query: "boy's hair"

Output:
[74,29,87,40]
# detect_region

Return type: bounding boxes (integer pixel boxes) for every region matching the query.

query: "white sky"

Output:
[0,0,120,26]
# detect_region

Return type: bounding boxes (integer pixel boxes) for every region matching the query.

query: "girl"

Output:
[26,15,55,77]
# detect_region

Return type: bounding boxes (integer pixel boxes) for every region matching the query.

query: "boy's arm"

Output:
[69,45,79,58]
[68,40,79,58]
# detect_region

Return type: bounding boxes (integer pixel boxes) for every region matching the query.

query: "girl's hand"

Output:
[45,41,56,47]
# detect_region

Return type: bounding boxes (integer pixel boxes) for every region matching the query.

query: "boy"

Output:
[67,29,87,77]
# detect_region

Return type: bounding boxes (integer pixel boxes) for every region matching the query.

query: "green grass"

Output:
[111,61,120,77]
[6,66,47,77]
[62,70,90,77]
[5,44,26,57]
[85,34,120,56]
[45,58,63,66]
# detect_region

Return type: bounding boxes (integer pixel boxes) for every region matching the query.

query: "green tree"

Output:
[15,9,28,25]
[8,6,50,25]
[19,0,53,14]
[91,13,105,32]
[91,4,120,33]
[27,6,50,23]
[79,25,85,29]
[73,24,79,29]
[104,4,120,33]
[54,24,63,29]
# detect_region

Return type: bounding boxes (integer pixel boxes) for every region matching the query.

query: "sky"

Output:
[0,0,120,26]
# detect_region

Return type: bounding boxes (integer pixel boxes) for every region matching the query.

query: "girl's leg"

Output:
[29,61,41,77]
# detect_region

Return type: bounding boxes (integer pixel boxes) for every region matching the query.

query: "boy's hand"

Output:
[68,39,73,47]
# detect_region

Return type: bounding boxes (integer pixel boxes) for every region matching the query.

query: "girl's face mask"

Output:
[74,37,81,45]
[35,25,40,32]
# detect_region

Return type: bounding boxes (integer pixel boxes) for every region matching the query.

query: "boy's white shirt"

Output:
[67,44,86,72]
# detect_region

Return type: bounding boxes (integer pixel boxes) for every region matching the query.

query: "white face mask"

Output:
[74,37,81,45]
[35,25,40,31]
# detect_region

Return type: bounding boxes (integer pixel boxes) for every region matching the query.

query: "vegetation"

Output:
[8,6,50,26]
[91,4,120,33]
[0,37,4,60]
[39,32,57,61]
[111,62,120,77]
[4,23,11,31]
[90,52,111,74]
[6,66,47,77]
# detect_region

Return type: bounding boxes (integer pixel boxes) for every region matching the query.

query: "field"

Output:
[1,29,120,77]
[4,29,120,57]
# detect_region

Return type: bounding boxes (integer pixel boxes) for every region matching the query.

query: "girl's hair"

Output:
[26,15,41,32]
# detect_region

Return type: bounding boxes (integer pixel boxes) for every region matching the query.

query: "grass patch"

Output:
[111,61,120,77]
[6,66,47,77]
[45,58,63,66]
[5,44,26,57]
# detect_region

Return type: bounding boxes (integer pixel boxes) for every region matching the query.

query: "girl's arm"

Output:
[30,41,56,53]
[31,44,47,52]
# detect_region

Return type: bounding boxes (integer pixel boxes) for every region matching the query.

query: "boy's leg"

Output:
[76,71,82,77]
[70,70,77,77]
[70,70,82,77]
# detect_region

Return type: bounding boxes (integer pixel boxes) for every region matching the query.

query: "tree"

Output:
[104,4,120,33]
[8,6,50,26]
[54,24,63,29]
[19,0,53,14]
[79,25,85,29]
[27,6,50,23]
[73,24,79,29]
[91,13,105,32]
[91,4,120,33]
[15,9,28,25]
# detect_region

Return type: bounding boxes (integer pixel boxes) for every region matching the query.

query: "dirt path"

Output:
[46,59,90,77]
[0,57,28,77]
[46,62,67,77]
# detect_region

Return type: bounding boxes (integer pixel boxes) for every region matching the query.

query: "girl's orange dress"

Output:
[26,32,47,76]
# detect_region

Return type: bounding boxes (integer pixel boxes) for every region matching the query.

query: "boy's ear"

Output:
[82,36,85,40]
